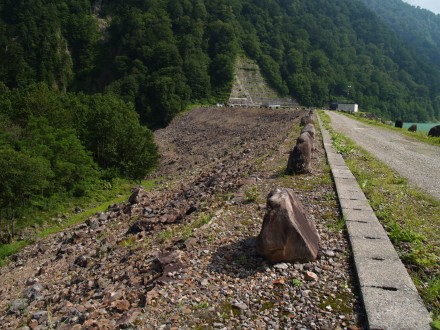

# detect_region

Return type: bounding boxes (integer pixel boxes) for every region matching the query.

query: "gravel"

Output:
[0,107,364,329]
[327,111,440,200]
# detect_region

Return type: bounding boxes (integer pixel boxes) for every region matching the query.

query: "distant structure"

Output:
[261,102,280,109]
[330,103,359,113]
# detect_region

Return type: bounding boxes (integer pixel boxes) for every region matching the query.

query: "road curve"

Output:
[326,111,440,201]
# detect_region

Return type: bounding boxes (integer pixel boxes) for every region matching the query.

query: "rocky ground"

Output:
[0,107,364,329]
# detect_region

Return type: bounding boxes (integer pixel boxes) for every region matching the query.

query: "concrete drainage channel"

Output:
[318,115,432,329]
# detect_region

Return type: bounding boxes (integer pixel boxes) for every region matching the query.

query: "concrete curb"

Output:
[317,112,432,330]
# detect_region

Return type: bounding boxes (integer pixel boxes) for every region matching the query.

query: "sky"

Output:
[403,0,440,14]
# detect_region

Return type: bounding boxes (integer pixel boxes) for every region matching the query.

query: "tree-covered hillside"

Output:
[2,0,440,124]
[361,0,440,68]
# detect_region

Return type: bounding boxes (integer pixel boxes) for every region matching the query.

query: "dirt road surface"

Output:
[326,111,440,200]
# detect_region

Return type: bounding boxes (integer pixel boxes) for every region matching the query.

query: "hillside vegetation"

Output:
[361,0,440,68]
[1,0,440,123]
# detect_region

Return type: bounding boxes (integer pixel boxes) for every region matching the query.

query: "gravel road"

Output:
[326,111,440,200]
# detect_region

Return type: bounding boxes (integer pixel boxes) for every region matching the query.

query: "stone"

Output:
[408,124,417,132]
[256,188,320,263]
[74,254,90,268]
[233,302,248,310]
[9,299,29,315]
[126,219,152,234]
[286,133,312,174]
[23,283,44,301]
[300,115,314,127]
[300,123,316,141]
[112,299,130,311]
[116,308,142,328]
[31,311,48,324]
[128,188,145,204]
[428,125,440,137]
[300,123,316,150]
[28,319,38,330]
[304,271,318,281]
[273,263,289,270]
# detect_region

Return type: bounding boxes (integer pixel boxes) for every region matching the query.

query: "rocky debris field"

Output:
[0,107,364,329]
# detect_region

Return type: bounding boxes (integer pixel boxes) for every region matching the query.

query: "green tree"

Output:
[0,146,52,241]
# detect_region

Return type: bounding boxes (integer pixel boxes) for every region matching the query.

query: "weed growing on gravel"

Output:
[327,217,346,233]
[322,114,440,320]
[156,212,213,244]
[244,186,259,203]
[332,132,355,155]
[291,278,302,287]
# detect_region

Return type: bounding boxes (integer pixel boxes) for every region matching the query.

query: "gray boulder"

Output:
[129,188,144,204]
[256,188,320,263]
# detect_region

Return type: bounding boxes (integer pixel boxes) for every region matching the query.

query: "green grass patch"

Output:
[0,240,28,267]
[156,212,213,244]
[323,112,440,319]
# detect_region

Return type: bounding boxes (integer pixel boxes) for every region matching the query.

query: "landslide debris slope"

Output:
[0,107,362,329]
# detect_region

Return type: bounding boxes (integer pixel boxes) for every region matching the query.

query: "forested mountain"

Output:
[2,0,440,233]
[2,0,440,123]
[361,0,440,68]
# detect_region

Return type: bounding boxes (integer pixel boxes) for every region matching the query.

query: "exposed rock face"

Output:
[408,124,417,132]
[286,133,312,174]
[428,125,440,137]
[256,188,320,263]
[395,120,403,128]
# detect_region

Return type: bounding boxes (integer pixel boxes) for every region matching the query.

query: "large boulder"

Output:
[300,115,314,127]
[408,124,417,132]
[256,188,320,263]
[300,123,316,151]
[300,123,316,140]
[428,125,440,137]
[395,119,403,128]
[129,188,145,204]
[286,133,312,174]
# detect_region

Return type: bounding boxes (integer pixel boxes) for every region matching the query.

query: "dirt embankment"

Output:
[0,107,362,329]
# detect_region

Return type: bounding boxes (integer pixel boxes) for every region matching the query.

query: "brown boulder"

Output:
[300,123,315,140]
[300,115,314,127]
[256,188,320,263]
[428,125,440,137]
[286,133,312,174]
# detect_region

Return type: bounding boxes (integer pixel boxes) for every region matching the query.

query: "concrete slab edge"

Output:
[317,113,432,329]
